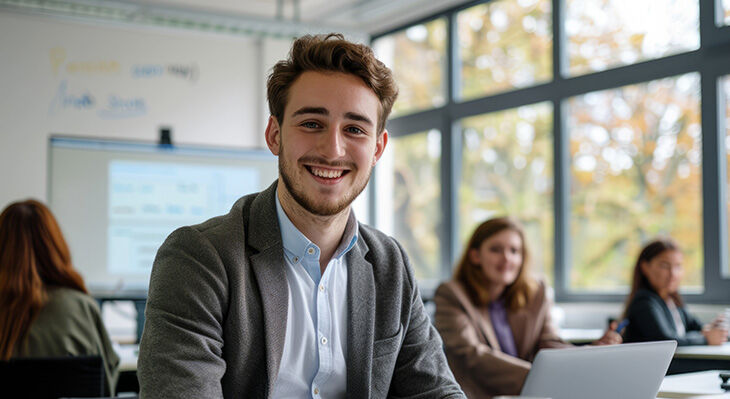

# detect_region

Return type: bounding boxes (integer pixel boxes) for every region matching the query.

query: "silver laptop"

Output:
[520,341,677,399]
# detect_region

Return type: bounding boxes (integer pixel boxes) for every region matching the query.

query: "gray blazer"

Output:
[138,181,463,399]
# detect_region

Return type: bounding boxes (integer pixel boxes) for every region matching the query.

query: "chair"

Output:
[0,355,105,398]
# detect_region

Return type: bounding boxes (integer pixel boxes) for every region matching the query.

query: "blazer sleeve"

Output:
[138,226,229,398]
[626,295,706,346]
[434,283,531,396]
[535,286,572,351]
[681,307,704,332]
[386,241,466,399]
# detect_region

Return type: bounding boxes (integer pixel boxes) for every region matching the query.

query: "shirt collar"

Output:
[275,188,359,264]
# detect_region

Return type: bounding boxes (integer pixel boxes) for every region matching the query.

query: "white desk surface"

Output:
[657,370,730,398]
[558,328,603,343]
[113,340,729,374]
[674,343,730,360]
[115,343,139,372]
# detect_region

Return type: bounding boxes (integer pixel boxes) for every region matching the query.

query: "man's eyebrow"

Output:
[344,112,373,126]
[291,107,329,117]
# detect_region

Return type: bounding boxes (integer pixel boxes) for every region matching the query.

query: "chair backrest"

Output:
[0,355,105,398]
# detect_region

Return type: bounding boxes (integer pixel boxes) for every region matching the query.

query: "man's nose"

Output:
[318,127,346,159]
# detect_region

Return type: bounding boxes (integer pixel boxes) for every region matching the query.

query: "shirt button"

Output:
[313,387,319,395]
[319,285,325,292]
[293,256,299,263]
[321,336,328,345]
[307,247,315,255]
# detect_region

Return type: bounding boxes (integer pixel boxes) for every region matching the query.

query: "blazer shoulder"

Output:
[357,223,407,267]
[45,287,97,311]
[357,223,398,251]
[630,288,662,306]
[356,223,416,289]
[524,278,550,304]
[435,280,466,301]
[434,280,479,314]
[625,289,664,317]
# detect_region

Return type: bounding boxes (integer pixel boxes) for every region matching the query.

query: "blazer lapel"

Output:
[450,282,501,351]
[479,307,501,351]
[346,239,375,399]
[507,309,529,358]
[248,182,288,397]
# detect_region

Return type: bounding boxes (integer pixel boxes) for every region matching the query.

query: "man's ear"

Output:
[265,116,281,156]
[372,130,388,166]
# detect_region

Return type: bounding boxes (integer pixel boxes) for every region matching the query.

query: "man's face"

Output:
[265,70,387,217]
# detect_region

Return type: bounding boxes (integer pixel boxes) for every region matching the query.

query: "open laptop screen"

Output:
[521,341,676,399]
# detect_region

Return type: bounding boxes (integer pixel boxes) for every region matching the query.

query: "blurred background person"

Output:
[434,217,621,399]
[0,199,119,394]
[622,238,728,346]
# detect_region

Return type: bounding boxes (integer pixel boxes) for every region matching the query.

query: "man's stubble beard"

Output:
[278,144,372,217]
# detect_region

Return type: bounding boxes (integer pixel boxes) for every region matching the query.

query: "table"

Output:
[669,343,730,374]
[657,370,730,398]
[114,343,140,394]
[675,343,730,361]
[116,343,139,372]
[559,328,603,344]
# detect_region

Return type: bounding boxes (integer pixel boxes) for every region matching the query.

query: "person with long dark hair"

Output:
[622,238,728,346]
[434,217,621,398]
[0,199,119,393]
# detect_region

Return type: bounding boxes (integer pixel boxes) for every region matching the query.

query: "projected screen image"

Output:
[49,137,278,294]
[108,161,260,277]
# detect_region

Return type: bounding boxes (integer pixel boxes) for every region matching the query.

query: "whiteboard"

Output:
[0,11,288,208]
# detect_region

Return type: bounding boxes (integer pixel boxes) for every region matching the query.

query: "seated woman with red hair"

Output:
[0,199,119,394]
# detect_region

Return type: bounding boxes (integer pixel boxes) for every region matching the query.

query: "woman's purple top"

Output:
[488,298,518,357]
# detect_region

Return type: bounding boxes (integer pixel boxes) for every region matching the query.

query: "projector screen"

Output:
[48,136,278,295]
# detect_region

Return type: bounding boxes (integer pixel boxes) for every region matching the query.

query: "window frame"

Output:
[371,0,730,303]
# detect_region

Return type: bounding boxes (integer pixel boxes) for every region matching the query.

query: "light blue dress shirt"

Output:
[271,191,358,399]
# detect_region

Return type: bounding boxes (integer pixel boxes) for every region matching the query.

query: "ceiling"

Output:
[137,0,469,34]
[0,0,472,38]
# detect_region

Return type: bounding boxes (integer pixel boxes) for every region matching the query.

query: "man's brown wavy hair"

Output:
[267,33,398,135]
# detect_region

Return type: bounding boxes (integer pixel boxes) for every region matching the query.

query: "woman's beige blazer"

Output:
[434,280,571,398]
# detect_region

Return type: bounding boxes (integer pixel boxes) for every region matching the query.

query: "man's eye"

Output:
[301,122,320,129]
[346,126,365,134]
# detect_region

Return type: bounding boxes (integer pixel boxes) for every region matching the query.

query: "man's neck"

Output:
[277,185,350,273]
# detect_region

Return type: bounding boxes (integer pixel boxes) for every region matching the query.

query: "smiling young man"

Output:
[137,34,464,399]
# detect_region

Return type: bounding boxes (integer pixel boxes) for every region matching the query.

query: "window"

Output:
[568,74,702,291]
[565,0,699,76]
[457,0,552,99]
[459,103,554,280]
[373,19,447,117]
[724,75,730,277]
[375,130,442,284]
[373,0,730,302]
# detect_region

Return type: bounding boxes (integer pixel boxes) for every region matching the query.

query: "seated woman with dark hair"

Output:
[622,238,728,346]
[0,199,119,394]
[434,217,621,399]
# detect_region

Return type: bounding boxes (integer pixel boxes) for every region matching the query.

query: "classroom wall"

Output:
[0,11,291,209]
